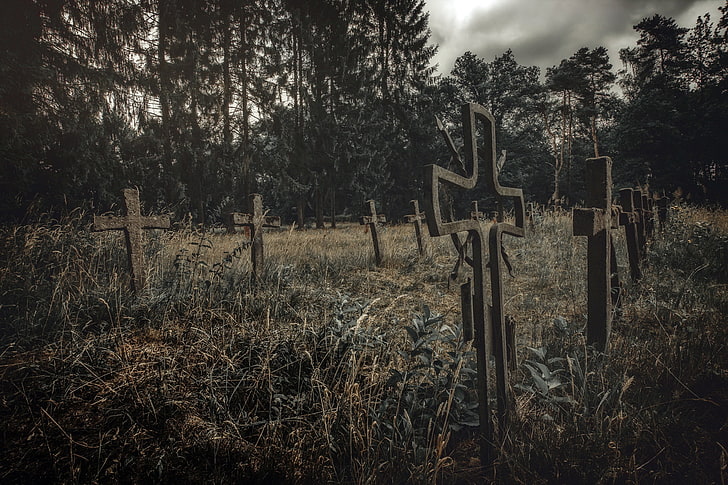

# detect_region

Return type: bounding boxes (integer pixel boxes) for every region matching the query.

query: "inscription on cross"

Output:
[572,157,613,350]
[404,200,427,257]
[93,188,170,294]
[360,199,386,265]
[226,194,281,280]
[424,103,525,467]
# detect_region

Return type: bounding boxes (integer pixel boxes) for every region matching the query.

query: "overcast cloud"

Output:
[425,0,725,76]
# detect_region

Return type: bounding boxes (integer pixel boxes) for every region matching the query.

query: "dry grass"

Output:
[0,205,726,483]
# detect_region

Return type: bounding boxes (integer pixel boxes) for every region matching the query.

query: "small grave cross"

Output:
[572,157,613,350]
[470,201,484,220]
[425,103,525,467]
[618,188,643,281]
[226,194,281,280]
[360,199,386,265]
[93,188,170,293]
[404,199,427,256]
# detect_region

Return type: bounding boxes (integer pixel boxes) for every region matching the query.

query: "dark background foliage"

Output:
[1,1,726,223]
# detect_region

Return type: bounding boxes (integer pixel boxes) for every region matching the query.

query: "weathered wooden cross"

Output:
[404,199,427,257]
[425,103,525,467]
[93,188,170,294]
[360,199,386,265]
[226,193,281,280]
[572,157,613,350]
[618,188,643,281]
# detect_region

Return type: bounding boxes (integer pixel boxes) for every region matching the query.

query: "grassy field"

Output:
[1,205,726,483]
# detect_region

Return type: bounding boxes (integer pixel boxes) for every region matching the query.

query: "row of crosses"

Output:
[93,190,279,294]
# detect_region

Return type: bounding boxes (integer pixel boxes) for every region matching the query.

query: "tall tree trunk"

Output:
[329,188,336,229]
[190,32,205,223]
[157,0,174,203]
[240,8,251,204]
[591,115,600,157]
[222,6,232,151]
[567,91,573,202]
[315,186,324,229]
[296,195,305,229]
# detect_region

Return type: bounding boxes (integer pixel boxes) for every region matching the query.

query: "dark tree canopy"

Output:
[1,2,726,223]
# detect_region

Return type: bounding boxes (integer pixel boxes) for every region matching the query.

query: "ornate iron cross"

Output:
[424,103,525,467]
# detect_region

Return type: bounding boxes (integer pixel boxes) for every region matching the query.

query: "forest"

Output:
[1,0,727,224]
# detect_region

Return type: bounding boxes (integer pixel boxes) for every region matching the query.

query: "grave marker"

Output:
[93,188,170,293]
[226,194,281,280]
[360,199,386,265]
[425,103,525,467]
[470,200,484,221]
[618,188,642,281]
[404,199,427,256]
[572,157,613,350]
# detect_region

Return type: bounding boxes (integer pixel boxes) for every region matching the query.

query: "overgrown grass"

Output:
[1,205,726,483]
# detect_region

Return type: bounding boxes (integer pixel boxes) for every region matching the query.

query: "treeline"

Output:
[1,1,726,224]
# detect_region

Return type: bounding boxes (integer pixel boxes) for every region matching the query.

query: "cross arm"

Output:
[93,215,130,231]
[573,208,610,236]
[263,216,281,228]
[140,215,171,230]
[360,214,386,225]
[404,213,425,223]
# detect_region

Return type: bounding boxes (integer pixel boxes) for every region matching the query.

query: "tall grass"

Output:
[0,206,726,483]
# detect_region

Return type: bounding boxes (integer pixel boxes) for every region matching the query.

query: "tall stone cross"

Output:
[424,103,525,467]
[226,194,281,280]
[93,188,170,294]
[618,188,643,281]
[572,157,613,350]
[360,199,386,265]
[404,199,427,257]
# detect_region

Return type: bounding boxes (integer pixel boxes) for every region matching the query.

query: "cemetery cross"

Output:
[93,188,170,294]
[360,199,386,265]
[424,103,525,467]
[226,193,281,280]
[618,188,643,281]
[404,199,427,257]
[572,157,613,350]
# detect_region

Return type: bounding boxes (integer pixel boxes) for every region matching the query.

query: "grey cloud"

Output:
[427,0,723,75]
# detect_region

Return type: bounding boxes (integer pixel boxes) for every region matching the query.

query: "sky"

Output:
[425,0,725,76]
